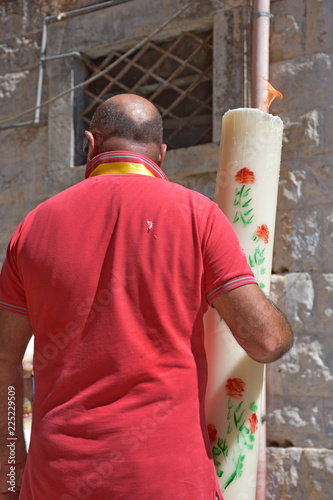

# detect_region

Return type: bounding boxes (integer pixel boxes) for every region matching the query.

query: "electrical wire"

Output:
[0,0,196,128]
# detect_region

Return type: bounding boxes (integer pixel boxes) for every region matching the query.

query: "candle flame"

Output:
[259,79,283,113]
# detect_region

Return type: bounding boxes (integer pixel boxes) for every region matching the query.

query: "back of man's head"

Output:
[88,94,164,164]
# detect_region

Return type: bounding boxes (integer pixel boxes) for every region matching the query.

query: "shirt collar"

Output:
[85,151,168,181]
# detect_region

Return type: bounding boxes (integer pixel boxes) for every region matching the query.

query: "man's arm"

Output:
[212,283,293,363]
[0,310,32,499]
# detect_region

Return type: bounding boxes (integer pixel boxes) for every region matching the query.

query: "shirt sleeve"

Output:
[0,222,29,316]
[203,203,258,306]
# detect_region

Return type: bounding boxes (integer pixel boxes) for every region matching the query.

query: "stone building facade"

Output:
[0,0,332,498]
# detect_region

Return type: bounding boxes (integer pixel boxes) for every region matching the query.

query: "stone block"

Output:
[325,105,333,152]
[0,199,43,252]
[305,153,333,205]
[306,0,333,54]
[277,159,306,211]
[266,396,332,448]
[223,0,248,10]
[270,52,332,114]
[0,125,48,206]
[267,333,333,398]
[44,166,85,199]
[281,109,324,157]
[0,34,40,73]
[278,152,333,211]
[323,206,333,269]
[273,207,327,273]
[317,273,333,330]
[163,143,219,178]
[47,0,215,57]
[0,68,39,123]
[284,273,315,328]
[270,0,306,63]
[213,8,250,142]
[266,447,333,499]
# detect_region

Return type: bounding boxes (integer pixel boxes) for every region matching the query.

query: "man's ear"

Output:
[156,143,167,167]
[85,131,98,161]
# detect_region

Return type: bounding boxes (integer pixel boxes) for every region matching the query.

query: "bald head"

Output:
[87,94,165,164]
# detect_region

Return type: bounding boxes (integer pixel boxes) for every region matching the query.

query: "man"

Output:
[0,94,293,500]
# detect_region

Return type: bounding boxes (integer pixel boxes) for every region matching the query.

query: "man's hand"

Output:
[212,283,293,363]
[0,310,32,496]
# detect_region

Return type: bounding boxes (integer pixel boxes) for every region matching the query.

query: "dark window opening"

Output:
[75,30,213,165]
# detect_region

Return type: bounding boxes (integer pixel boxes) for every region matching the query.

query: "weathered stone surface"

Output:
[223,0,247,11]
[281,109,324,157]
[305,0,333,55]
[304,153,333,206]
[323,206,333,270]
[266,447,333,499]
[267,334,333,397]
[325,104,333,152]
[44,166,85,199]
[47,0,219,57]
[0,35,40,72]
[277,159,305,211]
[317,273,333,330]
[0,199,43,247]
[273,208,327,273]
[0,68,39,122]
[267,396,332,448]
[272,272,311,323]
[0,125,47,207]
[270,52,332,114]
[270,0,306,63]
[163,143,219,177]
[213,7,250,142]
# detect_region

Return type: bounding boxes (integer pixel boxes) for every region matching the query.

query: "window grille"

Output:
[79,29,213,158]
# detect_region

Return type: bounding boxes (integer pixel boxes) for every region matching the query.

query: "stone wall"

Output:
[0,0,332,498]
[267,0,333,498]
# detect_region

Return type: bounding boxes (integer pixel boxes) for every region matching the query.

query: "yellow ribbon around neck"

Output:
[89,162,155,178]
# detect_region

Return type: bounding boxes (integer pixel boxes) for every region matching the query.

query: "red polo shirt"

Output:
[0,152,257,500]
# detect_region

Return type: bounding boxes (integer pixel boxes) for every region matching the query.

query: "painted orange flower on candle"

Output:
[208,424,218,444]
[235,167,256,185]
[248,413,258,434]
[255,224,269,244]
[225,378,246,399]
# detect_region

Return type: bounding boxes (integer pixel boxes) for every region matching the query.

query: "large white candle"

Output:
[205,108,283,499]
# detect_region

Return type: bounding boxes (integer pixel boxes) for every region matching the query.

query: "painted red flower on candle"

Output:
[207,424,217,444]
[248,413,258,434]
[225,378,246,399]
[235,168,255,185]
[255,224,269,244]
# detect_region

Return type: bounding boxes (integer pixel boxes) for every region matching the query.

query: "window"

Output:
[76,29,213,165]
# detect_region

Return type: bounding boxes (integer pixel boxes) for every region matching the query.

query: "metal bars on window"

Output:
[80,30,213,150]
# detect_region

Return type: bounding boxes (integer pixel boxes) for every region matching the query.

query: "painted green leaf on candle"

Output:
[208,379,260,493]
[242,198,252,208]
[233,169,256,228]
[249,226,270,288]
[250,401,258,413]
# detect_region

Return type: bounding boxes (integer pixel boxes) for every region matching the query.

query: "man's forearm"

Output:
[0,363,27,497]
